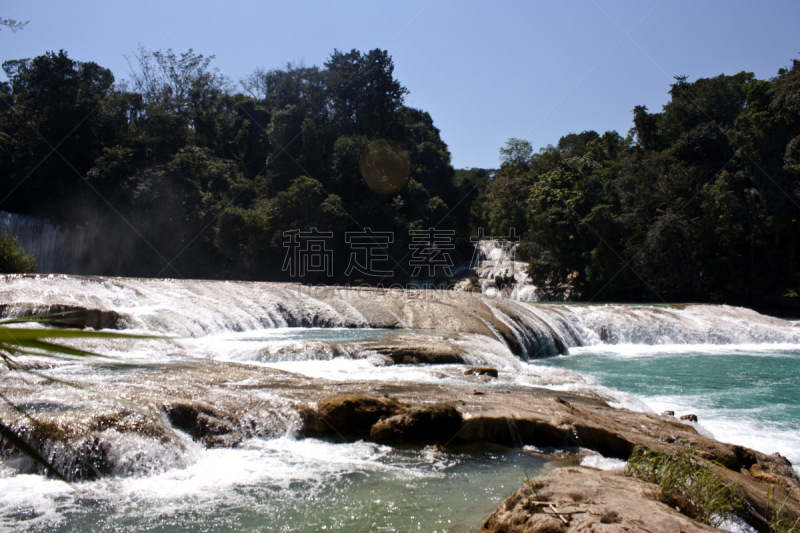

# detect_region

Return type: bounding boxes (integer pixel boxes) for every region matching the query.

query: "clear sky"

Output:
[2,1,799,169]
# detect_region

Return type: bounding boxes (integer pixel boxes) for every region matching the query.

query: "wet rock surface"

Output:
[2,278,800,530]
[4,277,799,356]
[482,467,720,533]
[2,358,799,528]
[464,366,499,378]
[369,402,463,444]
[364,341,466,364]
[0,302,120,329]
[161,401,243,448]
[303,394,406,436]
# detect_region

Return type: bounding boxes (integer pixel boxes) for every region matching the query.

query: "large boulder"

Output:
[302,394,406,437]
[482,467,720,533]
[161,401,243,448]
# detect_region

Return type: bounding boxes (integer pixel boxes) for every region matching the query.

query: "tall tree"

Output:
[1,50,116,218]
[325,49,407,138]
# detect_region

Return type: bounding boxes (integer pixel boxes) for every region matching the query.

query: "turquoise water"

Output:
[1,440,551,533]
[5,318,799,531]
[534,345,800,465]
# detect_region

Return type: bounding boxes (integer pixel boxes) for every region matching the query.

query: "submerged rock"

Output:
[463,366,499,378]
[161,401,243,448]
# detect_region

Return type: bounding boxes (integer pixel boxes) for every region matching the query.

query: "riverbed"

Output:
[1,276,798,532]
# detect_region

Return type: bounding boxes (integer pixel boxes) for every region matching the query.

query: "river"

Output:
[0,276,798,532]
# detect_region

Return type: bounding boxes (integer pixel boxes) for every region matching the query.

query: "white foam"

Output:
[579,453,627,472]
[717,514,757,533]
[568,343,800,357]
[0,437,420,530]
[643,395,800,469]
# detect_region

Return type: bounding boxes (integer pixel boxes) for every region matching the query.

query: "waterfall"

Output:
[2,275,798,353]
[463,239,580,301]
[0,212,86,274]
[467,239,538,298]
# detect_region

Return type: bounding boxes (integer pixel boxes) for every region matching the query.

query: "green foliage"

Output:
[483,63,800,312]
[325,49,407,138]
[0,232,36,273]
[500,138,533,169]
[767,486,800,533]
[1,50,116,216]
[0,46,470,281]
[626,445,741,527]
[1,44,799,309]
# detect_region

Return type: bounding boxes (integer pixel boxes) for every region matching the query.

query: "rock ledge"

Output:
[482,466,720,533]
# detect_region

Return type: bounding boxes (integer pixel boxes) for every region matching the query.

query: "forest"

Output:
[0,48,798,314]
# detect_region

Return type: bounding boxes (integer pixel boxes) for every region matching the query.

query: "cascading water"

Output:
[469,239,533,297]
[1,274,799,532]
[1,275,799,351]
[0,212,86,274]
[462,239,579,301]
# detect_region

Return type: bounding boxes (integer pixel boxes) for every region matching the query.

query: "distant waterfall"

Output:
[0,212,86,273]
[470,239,537,298]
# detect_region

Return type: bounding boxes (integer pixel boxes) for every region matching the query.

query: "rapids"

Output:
[1,274,799,532]
[1,275,797,350]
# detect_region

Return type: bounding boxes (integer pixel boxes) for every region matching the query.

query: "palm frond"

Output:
[0,314,163,482]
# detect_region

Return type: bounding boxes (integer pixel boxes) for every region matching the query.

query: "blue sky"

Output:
[2,1,799,169]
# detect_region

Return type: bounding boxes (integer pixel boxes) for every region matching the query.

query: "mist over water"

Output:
[0,213,86,274]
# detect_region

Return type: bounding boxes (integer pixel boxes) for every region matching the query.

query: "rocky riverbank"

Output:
[482,466,722,533]
[3,276,800,531]
[2,356,798,531]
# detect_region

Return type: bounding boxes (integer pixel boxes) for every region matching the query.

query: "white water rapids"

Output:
[1,274,799,532]
[2,275,797,346]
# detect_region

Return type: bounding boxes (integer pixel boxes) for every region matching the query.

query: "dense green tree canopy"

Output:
[0,47,798,313]
[0,47,459,283]
[482,63,800,314]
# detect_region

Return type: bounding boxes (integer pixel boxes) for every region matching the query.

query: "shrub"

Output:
[626,444,741,527]
[0,231,37,273]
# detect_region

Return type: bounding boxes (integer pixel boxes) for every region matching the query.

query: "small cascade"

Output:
[0,212,86,274]
[457,239,537,298]
[569,304,800,345]
[505,418,524,448]
[455,239,580,301]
